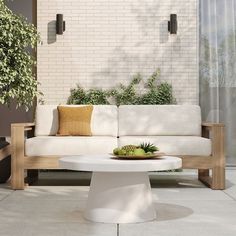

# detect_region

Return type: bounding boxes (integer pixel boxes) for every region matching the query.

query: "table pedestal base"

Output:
[84,172,156,223]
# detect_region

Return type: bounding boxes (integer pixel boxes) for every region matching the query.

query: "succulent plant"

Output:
[139,142,159,153]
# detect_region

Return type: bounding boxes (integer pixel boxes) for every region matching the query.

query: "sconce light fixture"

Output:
[56,14,65,35]
[168,14,177,34]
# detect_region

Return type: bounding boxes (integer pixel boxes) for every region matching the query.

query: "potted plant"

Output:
[0,0,40,182]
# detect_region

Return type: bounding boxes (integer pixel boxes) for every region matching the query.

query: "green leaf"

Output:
[67,70,176,105]
[0,0,41,110]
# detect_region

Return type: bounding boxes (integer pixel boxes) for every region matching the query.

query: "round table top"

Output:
[59,154,182,172]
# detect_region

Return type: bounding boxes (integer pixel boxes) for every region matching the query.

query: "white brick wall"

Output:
[37,0,198,104]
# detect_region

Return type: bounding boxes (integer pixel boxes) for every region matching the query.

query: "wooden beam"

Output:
[24,156,60,169]
[211,125,225,189]
[179,156,214,169]
[11,123,35,127]
[202,122,225,127]
[11,126,25,190]
[24,155,215,170]
[0,145,11,161]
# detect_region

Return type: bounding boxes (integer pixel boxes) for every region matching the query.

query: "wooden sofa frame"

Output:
[0,142,11,162]
[11,122,225,190]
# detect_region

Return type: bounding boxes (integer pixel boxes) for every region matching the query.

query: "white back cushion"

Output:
[35,105,118,137]
[118,105,201,136]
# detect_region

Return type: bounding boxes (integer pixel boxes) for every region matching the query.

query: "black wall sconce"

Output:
[56,14,65,35]
[168,14,177,34]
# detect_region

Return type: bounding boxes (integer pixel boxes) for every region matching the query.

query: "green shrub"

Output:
[68,69,176,105]
[68,86,110,105]
[140,82,176,105]
[0,0,40,109]
[138,70,176,105]
[109,73,142,106]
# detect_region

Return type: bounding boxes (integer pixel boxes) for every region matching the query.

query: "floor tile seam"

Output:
[151,188,219,190]
[2,198,88,201]
[0,221,118,226]
[7,199,233,202]
[222,190,236,201]
[153,199,233,201]
[8,198,232,201]
[0,190,15,202]
[156,199,235,202]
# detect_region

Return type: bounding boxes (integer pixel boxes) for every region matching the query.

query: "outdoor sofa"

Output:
[11,105,225,190]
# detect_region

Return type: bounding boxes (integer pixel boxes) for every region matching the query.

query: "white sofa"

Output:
[25,105,210,157]
[11,105,225,190]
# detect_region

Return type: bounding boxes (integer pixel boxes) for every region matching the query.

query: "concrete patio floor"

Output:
[0,169,236,236]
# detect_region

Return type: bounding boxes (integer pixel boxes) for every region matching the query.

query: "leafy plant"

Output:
[138,70,176,105]
[68,86,110,105]
[139,142,159,153]
[68,69,176,105]
[0,0,40,109]
[109,73,142,106]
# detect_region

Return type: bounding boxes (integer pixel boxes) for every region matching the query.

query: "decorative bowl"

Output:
[112,152,165,160]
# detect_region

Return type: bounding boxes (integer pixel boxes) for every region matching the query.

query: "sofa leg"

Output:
[210,125,225,190]
[198,169,211,187]
[11,161,25,190]
[212,167,225,190]
[11,125,25,190]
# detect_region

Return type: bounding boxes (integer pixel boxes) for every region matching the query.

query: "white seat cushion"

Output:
[119,136,211,156]
[25,136,117,156]
[35,105,118,137]
[118,105,202,136]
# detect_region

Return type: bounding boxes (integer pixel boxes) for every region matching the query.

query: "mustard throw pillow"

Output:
[57,106,93,136]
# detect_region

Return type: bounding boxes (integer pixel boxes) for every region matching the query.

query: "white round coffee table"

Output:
[59,154,182,224]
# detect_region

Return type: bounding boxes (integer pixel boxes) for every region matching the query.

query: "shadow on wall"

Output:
[89,1,186,88]
[160,21,169,44]
[48,21,56,44]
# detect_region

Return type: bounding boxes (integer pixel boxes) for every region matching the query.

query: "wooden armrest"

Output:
[11,123,35,127]
[202,122,224,139]
[202,122,224,128]
[11,123,35,131]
